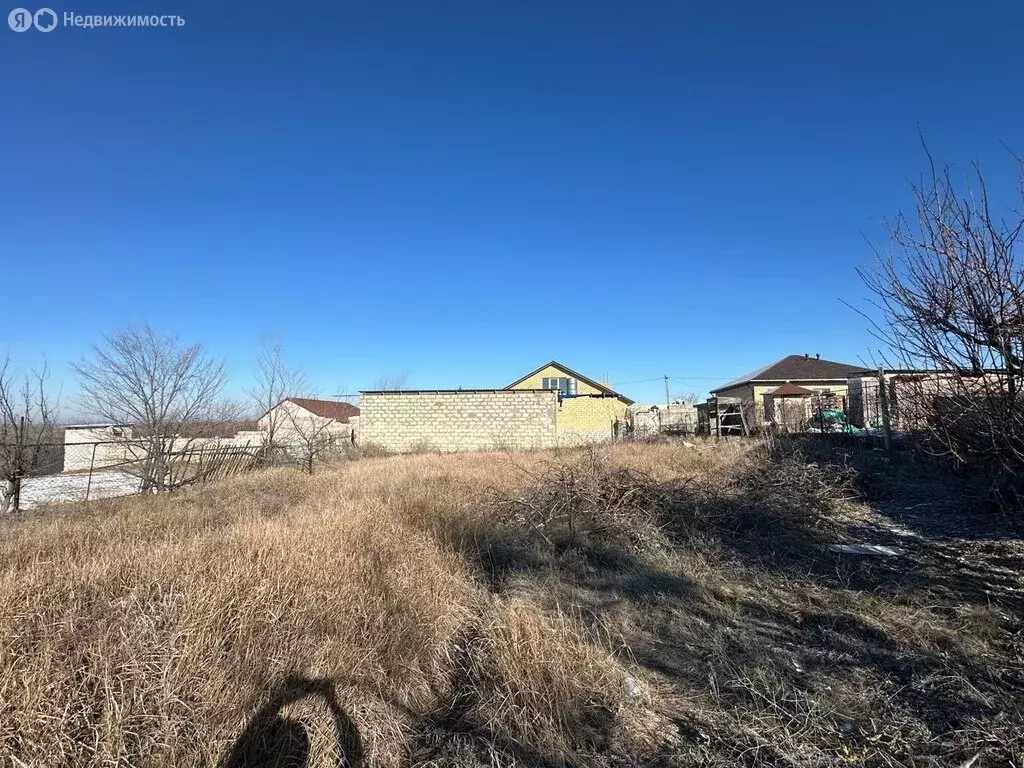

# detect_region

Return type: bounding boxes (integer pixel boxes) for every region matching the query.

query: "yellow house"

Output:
[710,354,867,429]
[506,361,634,444]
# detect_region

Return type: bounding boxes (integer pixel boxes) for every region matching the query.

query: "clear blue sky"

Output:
[2,0,1022,407]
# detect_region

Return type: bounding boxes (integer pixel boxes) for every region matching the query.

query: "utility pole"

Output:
[664,375,671,408]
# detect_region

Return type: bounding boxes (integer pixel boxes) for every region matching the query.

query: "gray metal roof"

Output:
[711,355,869,393]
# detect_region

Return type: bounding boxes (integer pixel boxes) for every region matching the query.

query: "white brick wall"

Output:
[359,390,557,452]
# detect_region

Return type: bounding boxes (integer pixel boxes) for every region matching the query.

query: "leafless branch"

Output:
[284,403,341,475]
[859,147,1024,483]
[0,357,59,512]
[250,337,307,458]
[372,373,408,391]
[72,325,228,491]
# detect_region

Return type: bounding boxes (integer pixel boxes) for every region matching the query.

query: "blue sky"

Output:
[2,0,1022,408]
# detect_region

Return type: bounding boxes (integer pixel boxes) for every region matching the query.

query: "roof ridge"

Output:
[504,360,634,405]
[711,355,868,393]
[283,396,360,423]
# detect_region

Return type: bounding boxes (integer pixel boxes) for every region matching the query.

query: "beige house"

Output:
[711,354,867,429]
[505,361,634,444]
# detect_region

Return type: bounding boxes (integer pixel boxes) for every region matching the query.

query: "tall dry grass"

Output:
[0,449,683,767]
[1,439,1020,767]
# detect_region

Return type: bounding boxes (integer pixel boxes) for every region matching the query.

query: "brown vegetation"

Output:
[859,149,1024,490]
[0,440,1021,767]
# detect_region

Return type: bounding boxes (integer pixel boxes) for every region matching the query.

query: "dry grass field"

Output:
[0,439,1021,767]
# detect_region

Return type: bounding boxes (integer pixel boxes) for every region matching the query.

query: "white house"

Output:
[258,397,360,448]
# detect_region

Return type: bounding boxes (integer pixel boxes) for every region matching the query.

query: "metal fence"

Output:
[847,377,943,432]
[627,405,698,440]
[4,440,265,512]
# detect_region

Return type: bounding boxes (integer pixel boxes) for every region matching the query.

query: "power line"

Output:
[614,376,665,385]
[669,376,738,381]
[616,375,737,385]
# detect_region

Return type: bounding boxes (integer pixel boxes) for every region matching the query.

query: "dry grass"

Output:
[0,440,1021,767]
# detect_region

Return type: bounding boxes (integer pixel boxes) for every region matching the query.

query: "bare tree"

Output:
[72,325,229,491]
[672,390,702,405]
[372,373,408,391]
[0,358,58,513]
[250,338,307,460]
[284,405,341,475]
[858,147,1024,478]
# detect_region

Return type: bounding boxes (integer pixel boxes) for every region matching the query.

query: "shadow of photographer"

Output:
[220,675,363,768]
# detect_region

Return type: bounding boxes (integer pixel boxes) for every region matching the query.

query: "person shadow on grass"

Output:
[220,675,363,768]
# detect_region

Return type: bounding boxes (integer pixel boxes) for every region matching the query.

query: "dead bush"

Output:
[496,442,856,569]
[497,449,672,556]
[664,440,856,549]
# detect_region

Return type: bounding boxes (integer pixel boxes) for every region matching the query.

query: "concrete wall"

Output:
[630,403,697,438]
[64,425,132,444]
[846,372,1007,430]
[359,390,558,452]
[63,426,134,472]
[62,426,268,473]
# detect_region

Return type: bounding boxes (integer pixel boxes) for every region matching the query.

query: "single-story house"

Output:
[711,354,868,428]
[505,361,634,444]
[258,397,360,446]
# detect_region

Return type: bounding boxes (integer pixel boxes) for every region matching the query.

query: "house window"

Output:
[541,377,577,396]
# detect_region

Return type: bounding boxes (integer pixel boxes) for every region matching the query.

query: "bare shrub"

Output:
[285,406,345,475]
[859,147,1024,495]
[72,325,231,491]
[346,442,393,460]
[371,374,408,391]
[498,441,854,565]
[250,338,308,460]
[0,358,58,513]
[498,448,670,555]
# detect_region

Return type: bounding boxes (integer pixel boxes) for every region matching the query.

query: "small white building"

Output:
[63,424,133,472]
[259,398,360,448]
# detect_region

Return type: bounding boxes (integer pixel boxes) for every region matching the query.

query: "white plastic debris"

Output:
[828,544,907,557]
[622,676,643,699]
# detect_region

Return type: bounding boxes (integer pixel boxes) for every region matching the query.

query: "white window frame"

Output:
[541,377,576,396]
